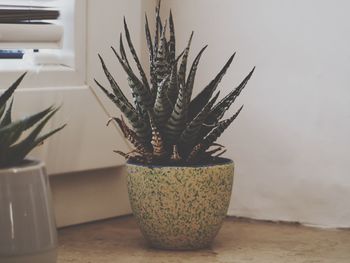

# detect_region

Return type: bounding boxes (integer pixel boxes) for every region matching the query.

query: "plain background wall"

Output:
[161,0,350,228]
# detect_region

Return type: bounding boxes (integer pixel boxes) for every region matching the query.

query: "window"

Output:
[0,0,86,88]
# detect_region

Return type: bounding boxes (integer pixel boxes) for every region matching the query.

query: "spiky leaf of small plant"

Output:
[0,73,66,168]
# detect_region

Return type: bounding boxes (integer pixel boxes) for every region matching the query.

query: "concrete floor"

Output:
[58,216,350,263]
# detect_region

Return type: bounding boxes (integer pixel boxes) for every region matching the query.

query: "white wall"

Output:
[161,0,350,228]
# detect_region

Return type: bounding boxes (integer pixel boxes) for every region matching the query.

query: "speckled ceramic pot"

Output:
[126,158,234,250]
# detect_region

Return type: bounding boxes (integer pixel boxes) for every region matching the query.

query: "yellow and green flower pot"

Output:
[126,158,234,250]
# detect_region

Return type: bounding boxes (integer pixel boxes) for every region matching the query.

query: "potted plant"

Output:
[0,73,65,263]
[96,1,254,250]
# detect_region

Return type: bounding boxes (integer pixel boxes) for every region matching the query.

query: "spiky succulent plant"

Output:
[96,1,255,165]
[0,73,66,168]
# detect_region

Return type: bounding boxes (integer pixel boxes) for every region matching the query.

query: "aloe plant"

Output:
[96,1,255,165]
[0,73,66,168]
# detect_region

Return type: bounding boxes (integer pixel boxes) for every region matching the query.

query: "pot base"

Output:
[149,245,211,251]
[148,240,212,251]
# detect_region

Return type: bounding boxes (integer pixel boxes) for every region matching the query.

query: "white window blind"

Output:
[0,0,63,49]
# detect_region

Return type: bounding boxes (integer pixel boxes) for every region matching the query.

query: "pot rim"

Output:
[0,159,45,174]
[126,157,234,169]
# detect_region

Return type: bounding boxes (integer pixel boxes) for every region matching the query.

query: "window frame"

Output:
[0,0,87,88]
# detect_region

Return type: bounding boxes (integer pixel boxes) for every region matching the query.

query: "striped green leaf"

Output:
[98,54,134,111]
[124,18,150,92]
[154,76,171,127]
[180,92,220,147]
[153,0,162,59]
[145,14,154,64]
[111,48,154,114]
[178,32,194,87]
[188,106,243,162]
[188,53,236,121]
[168,10,176,64]
[119,34,131,69]
[206,67,255,125]
[185,45,208,103]
[154,22,170,96]
[0,98,13,128]
[164,83,188,144]
[167,61,179,106]
[0,105,5,120]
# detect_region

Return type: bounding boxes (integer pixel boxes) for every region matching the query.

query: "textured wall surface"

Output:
[161,0,350,228]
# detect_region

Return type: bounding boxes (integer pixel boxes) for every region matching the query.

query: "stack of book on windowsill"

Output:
[0,4,62,47]
[0,49,24,59]
[0,4,59,23]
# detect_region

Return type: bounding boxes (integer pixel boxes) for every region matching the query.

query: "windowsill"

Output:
[0,61,85,88]
[0,59,73,72]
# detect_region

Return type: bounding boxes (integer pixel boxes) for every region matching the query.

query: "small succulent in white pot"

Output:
[0,73,65,263]
[96,1,254,250]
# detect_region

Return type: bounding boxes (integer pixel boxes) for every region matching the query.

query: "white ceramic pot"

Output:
[0,160,57,263]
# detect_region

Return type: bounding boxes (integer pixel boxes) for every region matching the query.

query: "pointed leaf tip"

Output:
[228,52,236,62]
[18,71,27,80]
